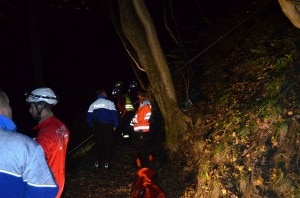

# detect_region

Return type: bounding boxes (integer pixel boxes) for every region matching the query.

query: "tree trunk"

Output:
[117,0,191,152]
[278,0,300,28]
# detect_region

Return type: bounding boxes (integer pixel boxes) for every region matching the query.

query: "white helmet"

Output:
[112,88,121,97]
[26,87,58,105]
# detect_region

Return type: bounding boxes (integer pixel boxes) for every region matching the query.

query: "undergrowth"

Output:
[177,5,300,197]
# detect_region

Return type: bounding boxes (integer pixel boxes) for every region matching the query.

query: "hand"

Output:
[130,121,134,126]
[132,118,137,124]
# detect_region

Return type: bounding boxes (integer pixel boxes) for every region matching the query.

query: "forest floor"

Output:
[62,138,196,198]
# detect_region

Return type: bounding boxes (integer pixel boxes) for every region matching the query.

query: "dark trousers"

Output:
[115,111,135,145]
[132,132,153,167]
[120,111,135,135]
[94,121,114,164]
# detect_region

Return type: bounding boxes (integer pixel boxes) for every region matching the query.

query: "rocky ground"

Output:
[62,138,197,198]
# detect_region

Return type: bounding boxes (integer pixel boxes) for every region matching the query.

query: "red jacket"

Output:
[34,115,69,198]
[131,99,152,132]
[131,168,166,198]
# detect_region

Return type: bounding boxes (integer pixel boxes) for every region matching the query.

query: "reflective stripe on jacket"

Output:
[87,95,119,128]
[132,99,152,132]
[125,95,134,111]
[0,128,58,198]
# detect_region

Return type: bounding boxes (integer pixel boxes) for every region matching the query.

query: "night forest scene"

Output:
[1,0,300,197]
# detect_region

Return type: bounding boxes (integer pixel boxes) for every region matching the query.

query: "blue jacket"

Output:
[87,95,119,128]
[0,127,58,197]
[0,115,16,131]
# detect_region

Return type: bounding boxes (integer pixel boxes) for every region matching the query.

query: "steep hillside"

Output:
[171,1,300,197]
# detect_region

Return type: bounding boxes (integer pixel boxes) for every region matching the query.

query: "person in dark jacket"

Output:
[0,89,58,198]
[112,82,135,143]
[87,88,119,169]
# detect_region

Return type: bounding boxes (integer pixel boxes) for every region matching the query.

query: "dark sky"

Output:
[1,1,138,132]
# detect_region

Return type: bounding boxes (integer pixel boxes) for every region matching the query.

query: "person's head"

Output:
[111,88,121,98]
[115,81,123,89]
[128,81,138,93]
[96,88,107,98]
[114,81,125,94]
[0,90,12,119]
[25,87,58,122]
[137,89,147,100]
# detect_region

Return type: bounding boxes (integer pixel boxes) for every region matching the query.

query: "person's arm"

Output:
[137,105,151,123]
[87,112,94,128]
[36,129,54,163]
[87,104,94,128]
[24,144,58,198]
[119,96,127,118]
[112,109,119,131]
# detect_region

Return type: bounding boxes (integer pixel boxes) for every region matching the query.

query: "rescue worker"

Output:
[112,83,135,119]
[26,87,70,198]
[130,89,153,168]
[112,81,135,141]
[87,88,119,169]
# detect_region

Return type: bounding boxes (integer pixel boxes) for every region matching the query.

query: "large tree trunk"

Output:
[116,0,191,152]
[278,0,300,28]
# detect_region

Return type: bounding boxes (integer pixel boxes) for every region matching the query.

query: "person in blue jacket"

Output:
[0,90,58,198]
[87,88,119,169]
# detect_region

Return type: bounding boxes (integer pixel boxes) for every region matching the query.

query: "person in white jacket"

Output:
[0,89,58,198]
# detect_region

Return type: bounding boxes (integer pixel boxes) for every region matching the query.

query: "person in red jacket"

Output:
[26,87,70,198]
[130,89,153,168]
